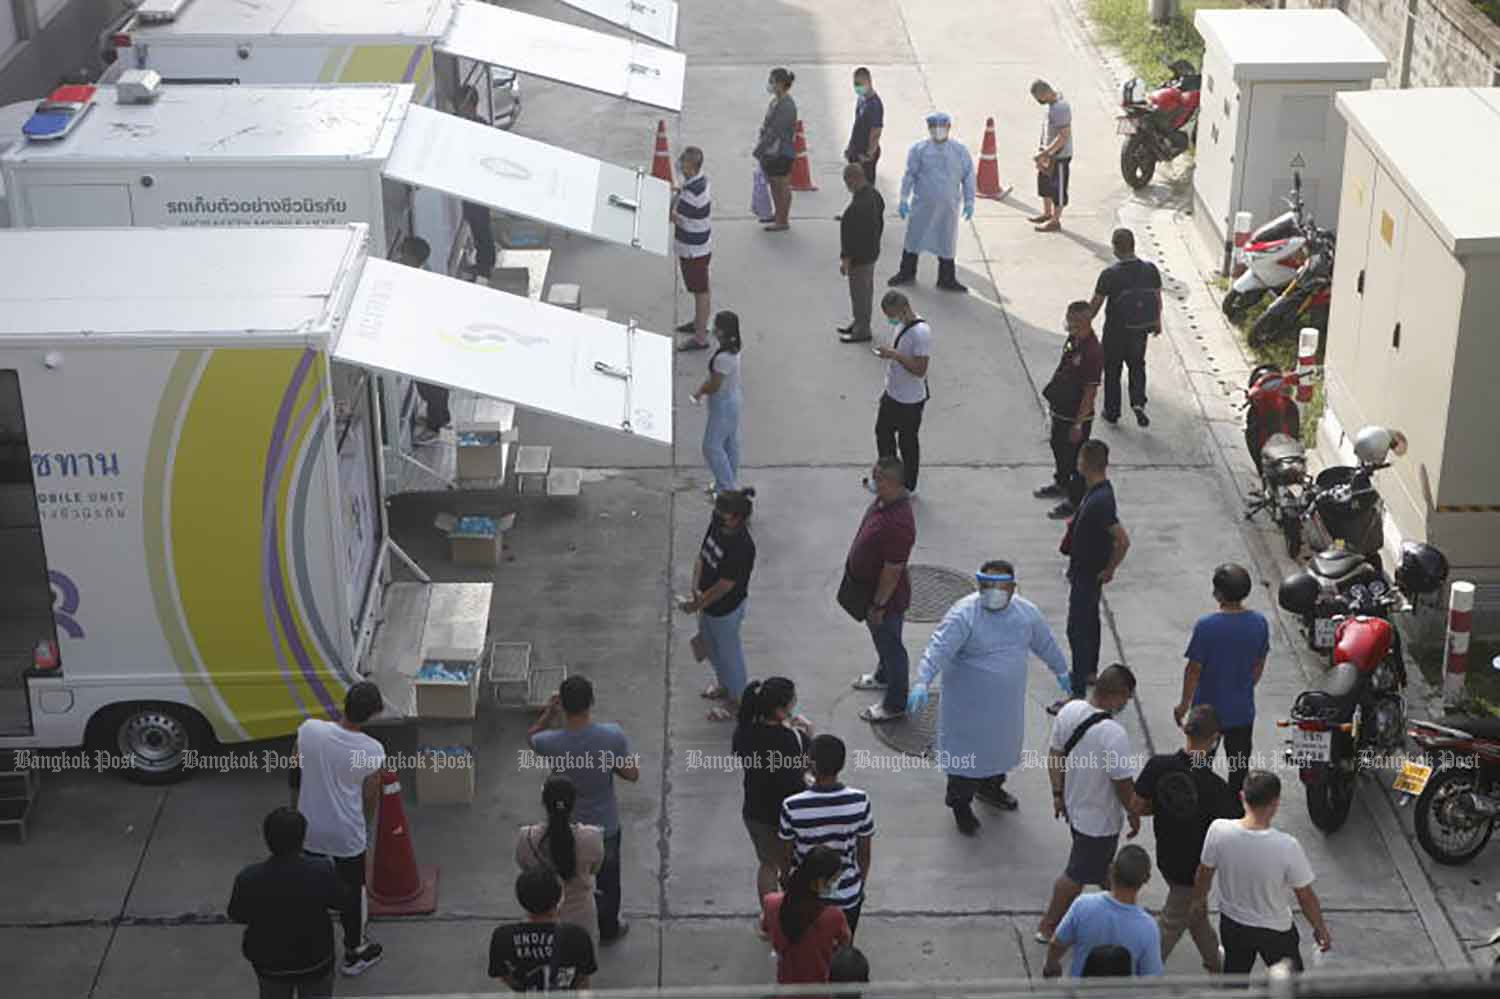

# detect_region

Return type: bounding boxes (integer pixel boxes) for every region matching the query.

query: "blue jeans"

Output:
[867,610,909,713]
[703,396,741,492]
[1067,576,1102,698]
[700,602,748,700]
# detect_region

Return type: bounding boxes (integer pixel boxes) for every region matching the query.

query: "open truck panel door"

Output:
[385,104,670,256]
[336,258,673,445]
[440,3,685,112]
[555,0,680,47]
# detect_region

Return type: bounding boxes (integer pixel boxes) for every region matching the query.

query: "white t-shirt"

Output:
[883,320,931,405]
[710,349,741,402]
[1200,818,1315,931]
[1050,699,1135,837]
[296,719,386,858]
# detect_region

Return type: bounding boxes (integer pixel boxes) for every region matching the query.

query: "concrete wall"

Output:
[1292,0,1500,88]
[0,0,125,105]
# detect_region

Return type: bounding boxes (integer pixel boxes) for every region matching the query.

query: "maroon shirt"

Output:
[1044,331,1104,418]
[845,497,916,614]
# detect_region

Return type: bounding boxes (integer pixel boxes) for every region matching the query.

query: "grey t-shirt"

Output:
[531,723,632,833]
[1042,96,1073,159]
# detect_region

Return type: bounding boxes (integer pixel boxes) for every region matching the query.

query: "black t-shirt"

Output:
[227,854,341,980]
[1068,480,1118,581]
[1134,750,1238,886]
[1094,258,1163,335]
[731,722,809,824]
[698,518,756,617]
[488,922,597,991]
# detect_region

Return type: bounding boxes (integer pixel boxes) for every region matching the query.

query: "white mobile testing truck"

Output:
[0,82,672,491]
[104,0,684,126]
[0,223,671,781]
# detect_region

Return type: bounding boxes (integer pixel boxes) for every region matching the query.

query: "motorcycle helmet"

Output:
[1395,541,1449,595]
[1277,569,1321,616]
[1353,426,1407,465]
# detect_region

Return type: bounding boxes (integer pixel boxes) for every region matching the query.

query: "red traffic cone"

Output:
[650,120,673,182]
[789,120,818,191]
[976,117,1011,201]
[367,770,439,916]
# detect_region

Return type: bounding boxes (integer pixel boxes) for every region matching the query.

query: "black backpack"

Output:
[1113,261,1161,333]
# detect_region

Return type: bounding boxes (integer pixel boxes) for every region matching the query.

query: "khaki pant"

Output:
[1158,883,1221,972]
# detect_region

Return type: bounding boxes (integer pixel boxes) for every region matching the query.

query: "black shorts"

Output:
[1064,828,1118,886]
[1037,156,1072,206]
[760,155,794,178]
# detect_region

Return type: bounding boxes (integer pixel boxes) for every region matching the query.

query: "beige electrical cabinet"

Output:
[1323,88,1500,602]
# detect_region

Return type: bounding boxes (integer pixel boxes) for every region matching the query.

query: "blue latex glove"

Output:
[907,682,930,715]
[1055,673,1072,695]
[898,199,910,219]
[963,204,974,220]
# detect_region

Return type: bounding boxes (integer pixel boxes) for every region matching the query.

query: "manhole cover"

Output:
[870,688,941,758]
[906,564,974,623]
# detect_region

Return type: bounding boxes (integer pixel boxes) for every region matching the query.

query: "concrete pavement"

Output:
[0,0,1490,992]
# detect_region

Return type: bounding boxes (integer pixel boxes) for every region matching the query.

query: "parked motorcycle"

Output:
[1402,714,1500,865]
[1242,365,1308,557]
[1278,543,1447,832]
[1248,225,1334,349]
[1117,60,1201,189]
[1301,426,1405,564]
[1222,173,1332,321]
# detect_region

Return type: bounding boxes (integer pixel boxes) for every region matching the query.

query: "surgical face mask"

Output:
[929,126,949,142]
[979,587,1012,611]
[766,82,776,95]
[886,316,902,328]
[854,84,868,97]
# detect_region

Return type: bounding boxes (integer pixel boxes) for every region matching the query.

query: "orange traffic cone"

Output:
[650,120,672,183]
[367,770,439,916]
[976,117,1011,201]
[789,120,818,191]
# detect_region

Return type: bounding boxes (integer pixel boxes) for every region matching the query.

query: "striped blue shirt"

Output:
[674,173,711,258]
[778,783,875,909]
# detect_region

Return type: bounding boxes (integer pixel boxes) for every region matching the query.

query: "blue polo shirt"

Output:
[1055,892,1163,977]
[1185,610,1270,728]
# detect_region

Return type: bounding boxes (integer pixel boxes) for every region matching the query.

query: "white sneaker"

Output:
[341,941,383,976]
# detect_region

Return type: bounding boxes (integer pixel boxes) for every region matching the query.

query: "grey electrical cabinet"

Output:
[1322,88,1500,596]
[1192,8,1386,272]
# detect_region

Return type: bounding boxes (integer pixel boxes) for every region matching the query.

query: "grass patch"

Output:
[1414,639,1500,717]
[1088,0,1245,81]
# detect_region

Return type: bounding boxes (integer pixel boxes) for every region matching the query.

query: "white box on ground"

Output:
[1192,8,1386,272]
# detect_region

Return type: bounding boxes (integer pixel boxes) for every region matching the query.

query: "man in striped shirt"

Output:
[672,146,713,351]
[778,734,875,935]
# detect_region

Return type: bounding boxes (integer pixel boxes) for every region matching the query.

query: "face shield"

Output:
[977,570,1015,610]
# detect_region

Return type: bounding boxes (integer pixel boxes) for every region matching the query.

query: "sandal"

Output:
[850,673,887,691]
[701,683,727,700]
[762,223,790,232]
[707,705,735,721]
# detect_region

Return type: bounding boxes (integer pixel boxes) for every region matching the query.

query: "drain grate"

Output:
[905,565,974,623]
[869,688,941,758]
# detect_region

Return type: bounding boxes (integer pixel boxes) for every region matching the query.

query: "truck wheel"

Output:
[109,703,202,785]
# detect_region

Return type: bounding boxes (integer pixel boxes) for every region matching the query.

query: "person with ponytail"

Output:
[732,677,812,903]
[514,776,606,944]
[759,846,851,984]
[690,310,745,497]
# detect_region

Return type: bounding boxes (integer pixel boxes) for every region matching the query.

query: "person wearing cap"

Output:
[1130,704,1238,972]
[906,560,1070,835]
[888,112,975,293]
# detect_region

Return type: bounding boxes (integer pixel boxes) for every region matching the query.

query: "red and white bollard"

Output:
[1294,327,1319,413]
[1231,211,1254,274]
[1443,580,1476,706]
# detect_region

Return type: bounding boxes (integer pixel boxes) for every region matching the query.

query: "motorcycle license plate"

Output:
[1291,728,1332,764]
[1313,617,1337,649]
[1116,118,1138,135]
[1393,761,1432,796]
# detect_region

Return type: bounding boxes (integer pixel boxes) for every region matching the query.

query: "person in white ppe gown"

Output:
[889,112,975,293]
[907,560,1071,835]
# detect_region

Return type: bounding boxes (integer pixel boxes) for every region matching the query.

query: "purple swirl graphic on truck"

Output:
[49,569,84,638]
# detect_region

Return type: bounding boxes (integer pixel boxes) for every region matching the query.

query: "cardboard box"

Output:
[415,748,476,805]
[449,516,501,567]
[413,660,480,719]
[415,719,477,748]
[455,431,504,481]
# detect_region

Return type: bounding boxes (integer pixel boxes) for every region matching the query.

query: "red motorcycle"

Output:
[1242,365,1308,557]
[1117,60,1201,189]
[1281,599,1410,832]
[1403,717,1500,865]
